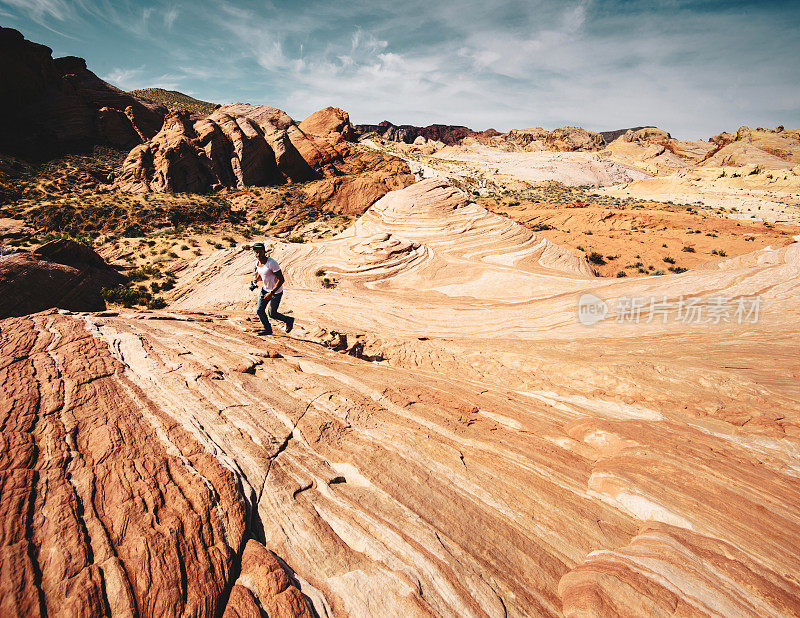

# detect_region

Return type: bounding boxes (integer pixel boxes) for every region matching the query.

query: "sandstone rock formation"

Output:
[0,240,125,318]
[3,178,800,615]
[0,28,166,159]
[426,145,649,187]
[600,127,713,174]
[701,126,800,170]
[598,125,657,143]
[114,104,415,212]
[475,126,606,152]
[0,311,311,615]
[299,106,356,142]
[596,124,800,213]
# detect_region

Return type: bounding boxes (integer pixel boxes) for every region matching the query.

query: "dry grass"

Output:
[476,187,800,277]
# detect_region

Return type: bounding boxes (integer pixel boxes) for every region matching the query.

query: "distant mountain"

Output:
[129,88,219,115]
[358,121,663,147]
[598,126,656,144]
[355,120,486,145]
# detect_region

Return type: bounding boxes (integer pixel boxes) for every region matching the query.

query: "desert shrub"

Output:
[669,266,688,273]
[616,271,627,278]
[122,224,144,237]
[287,236,304,243]
[315,268,325,276]
[588,252,606,265]
[650,269,666,276]
[102,286,165,309]
[682,246,696,253]
[711,249,727,256]
[663,256,675,264]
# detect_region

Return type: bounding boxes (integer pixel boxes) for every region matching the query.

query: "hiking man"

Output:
[250,242,294,335]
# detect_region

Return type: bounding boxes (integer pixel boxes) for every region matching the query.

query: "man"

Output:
[250,242,295,335]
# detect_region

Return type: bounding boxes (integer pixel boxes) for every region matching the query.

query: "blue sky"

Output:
[2,0,799,139]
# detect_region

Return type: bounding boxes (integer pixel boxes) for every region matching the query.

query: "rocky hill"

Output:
[0,27,166,159]
[355,120,482,145]
[598,125,657,143]
[129,88,219,115]
[113,104,415,215]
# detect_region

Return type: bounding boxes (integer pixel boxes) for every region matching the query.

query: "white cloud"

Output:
[0,0,73,21]
[5,0,797,138]
[163,6,178,30]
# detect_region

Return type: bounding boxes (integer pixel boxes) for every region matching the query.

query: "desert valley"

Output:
[2,18,800,618]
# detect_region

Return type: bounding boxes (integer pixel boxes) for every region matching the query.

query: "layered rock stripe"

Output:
[3,180,800,616]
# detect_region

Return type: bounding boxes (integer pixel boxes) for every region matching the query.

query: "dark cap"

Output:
[252,242,266,251]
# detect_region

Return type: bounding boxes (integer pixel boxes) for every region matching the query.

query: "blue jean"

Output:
[256,289,290,332]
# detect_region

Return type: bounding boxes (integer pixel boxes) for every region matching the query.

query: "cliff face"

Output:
[0,27,166,159]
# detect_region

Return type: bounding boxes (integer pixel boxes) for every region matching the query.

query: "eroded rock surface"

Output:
[0,311,313,616]
[3,180,800,616]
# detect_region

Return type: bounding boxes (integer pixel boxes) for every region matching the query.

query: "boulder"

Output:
[298,106,355,141]
[0,240,125,318]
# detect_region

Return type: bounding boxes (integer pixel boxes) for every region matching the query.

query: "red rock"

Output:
[237,540,312,618]
[0,28,165,159]
[114,104,415,214]
[222,585,263,618]
[299,106,356,141]
[475,125,605,151]
[0,240,125,318]
[0,314,249,616]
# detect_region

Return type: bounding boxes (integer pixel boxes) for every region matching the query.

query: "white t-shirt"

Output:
[255,257,283,293]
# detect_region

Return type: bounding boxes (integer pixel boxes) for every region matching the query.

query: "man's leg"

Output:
[256,289,273,333]
[268,292,294,331]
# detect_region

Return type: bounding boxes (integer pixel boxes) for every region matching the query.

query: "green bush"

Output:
[588,252,606,265]
[616,270,627,278]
